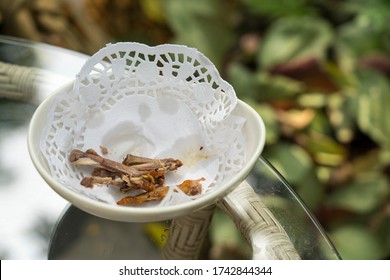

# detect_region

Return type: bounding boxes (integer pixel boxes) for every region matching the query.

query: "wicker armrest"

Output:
[162,181,300,260]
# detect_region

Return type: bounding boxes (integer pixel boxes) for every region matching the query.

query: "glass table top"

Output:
[0,35,88,259]
[48,157,340,260]
[0,35,340,260]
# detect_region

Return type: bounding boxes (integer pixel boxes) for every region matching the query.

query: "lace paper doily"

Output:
[40,42,246,207]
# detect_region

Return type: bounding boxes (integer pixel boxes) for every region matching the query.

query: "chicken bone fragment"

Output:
[69,149,182,191]
[117,177,205,205]
[117,186,170,205]
[81,176,125,188]
[122,154,182,172]
[70,149,145,177]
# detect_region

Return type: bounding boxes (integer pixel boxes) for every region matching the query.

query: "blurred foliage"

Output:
[83,0,390,260]
[3,0,388,260]
[163,0,389,260]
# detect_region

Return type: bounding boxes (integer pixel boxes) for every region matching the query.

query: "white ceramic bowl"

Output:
[28,83,265,222]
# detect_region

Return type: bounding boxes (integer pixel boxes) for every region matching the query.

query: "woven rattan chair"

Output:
[0,60,66,102]
[162,181,300,260]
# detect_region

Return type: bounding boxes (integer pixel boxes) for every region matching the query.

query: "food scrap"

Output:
[117,177,205,205]
[69,149,204,205]
[99,145,108,155]
[177,177,205,196]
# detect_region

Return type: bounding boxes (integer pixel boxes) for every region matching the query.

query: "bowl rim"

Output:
[28,82,266,222]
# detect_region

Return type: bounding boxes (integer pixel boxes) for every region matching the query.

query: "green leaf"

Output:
[256,72,305,100]
[244,99,280,145]
[228,64,305,101]
[297,92,328,109]
[329,224,387,259]
[306,110,333,135]
[258,16,333,69]
[227,63,258,100]
[299,132,347,166]
[378,216,390,253]
[164,0,235,68]
[294,169,325,211]
[353,69,390,148]
[337,24,382,64]
[241,0,316,18]
[263,142,312,186]
[140,0,166,23]
[335,1,390,72]
[263,142,326,209]
[327,175,390,214]
[327,93,356,144]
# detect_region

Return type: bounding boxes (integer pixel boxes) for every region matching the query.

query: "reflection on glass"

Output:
[0,36,88,259]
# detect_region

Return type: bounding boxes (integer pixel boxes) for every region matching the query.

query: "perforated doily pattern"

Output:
[40,42,245,206]
[75,43,236,125]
